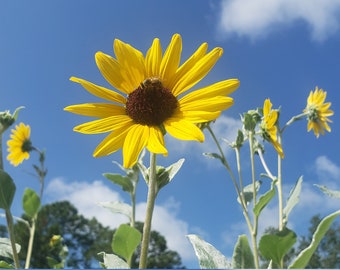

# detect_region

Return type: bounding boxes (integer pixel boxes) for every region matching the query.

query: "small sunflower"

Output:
[260,99,284,158]
[304,87,334,138]
[65,34,240,168]
[7,122,33,166]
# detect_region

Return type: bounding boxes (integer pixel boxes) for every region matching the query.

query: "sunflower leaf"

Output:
[253,183,276,217]
[237,181,262,206]
[97,201,132,221]
[0,238,21,259]
[232,235,255,269]
[98,252,129,269]
[283,176,303,225]
[314,184,340,199]
[103,173,133,193]
[22,188,41,218]
[0,170,16,210]
[157,158,185,191]
[289,210,340,269]
[112,224,141,264]
[259,227,296,266]
[187,234,231,269]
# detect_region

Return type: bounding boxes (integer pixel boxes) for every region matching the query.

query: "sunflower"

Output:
[260,99,284,158]
[7,122,33,166]
[304,87,334,138]
[65,34,240,168]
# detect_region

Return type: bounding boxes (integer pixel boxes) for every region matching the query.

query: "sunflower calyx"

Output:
[139,159,185,194]
[0,107,24,134]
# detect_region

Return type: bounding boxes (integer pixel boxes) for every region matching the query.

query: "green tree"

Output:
[129,222,184,269]
[13,200,185,268]
[15,200,112,268]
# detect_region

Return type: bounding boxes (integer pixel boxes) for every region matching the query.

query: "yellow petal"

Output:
[263,99,272,117]
[70,77,126,104]
[64,103,126,118]
[74,115,133,134]
[114,39,146,92]
[146,126,168,155]
[164,118,204,142]
[95,52,131,95]
[179,96,234,112]
[166,42,208,90]
[172,109,221,123]
[145,38,162,77]
[94,125,133,157]
[123,124,149,168]
[172,47,223,97]
[160,34,182,87]
[179,79,240,103]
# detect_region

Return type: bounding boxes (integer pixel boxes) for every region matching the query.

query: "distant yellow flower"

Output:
[260,99,284,158]
[49,235,62,247]
[65,34,240,168]
[7,123,33,166]
[304,87,334,138]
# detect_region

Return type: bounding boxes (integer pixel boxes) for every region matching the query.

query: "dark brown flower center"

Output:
[126,78,178,126]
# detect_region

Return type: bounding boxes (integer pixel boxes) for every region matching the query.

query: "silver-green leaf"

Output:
[289,210,340,269]
[97,201,132,221]
[187,234,231,269]
[283,176,303,225]
[98,252,129,269]
[232,235,255,268]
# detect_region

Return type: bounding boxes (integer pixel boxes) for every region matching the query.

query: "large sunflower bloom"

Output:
[65,34,240,168]
[7,122,33,166]
[304,87,334,138]
[260,99,284,158]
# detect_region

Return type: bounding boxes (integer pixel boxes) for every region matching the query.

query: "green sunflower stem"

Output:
[6,209,20,269]
[1,135,20,268]
[248,131,260,269]
[139,152,158,269]
[0,135,3,170]
[25,216,36,269]
[277,134,284,231]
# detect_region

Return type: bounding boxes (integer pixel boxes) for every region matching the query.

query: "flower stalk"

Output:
[139,152,158,269]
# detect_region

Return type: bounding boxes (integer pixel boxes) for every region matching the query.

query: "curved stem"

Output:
[139,153,157,269]
[207,125,259,268]
[25,149,46,269]
[25,217,36,269]
[258,149,275,181]
[281,112,307,133]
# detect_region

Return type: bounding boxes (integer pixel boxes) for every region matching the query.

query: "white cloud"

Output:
[45,178,199,263]
[315,155,340,185]
[217,0,340,42]
[45,177,129,227]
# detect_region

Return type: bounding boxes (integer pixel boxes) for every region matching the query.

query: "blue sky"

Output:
[2,0,340,268]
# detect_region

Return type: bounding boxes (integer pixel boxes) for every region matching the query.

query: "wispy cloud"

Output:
[217,0,340,42]
[315,155,340,185]
[45,178,199,264]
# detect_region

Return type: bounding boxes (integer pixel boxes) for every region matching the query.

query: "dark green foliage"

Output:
[130,222,185,269]
[261,214,340,269]
[12,200,184,268]
[14,200,112,268]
